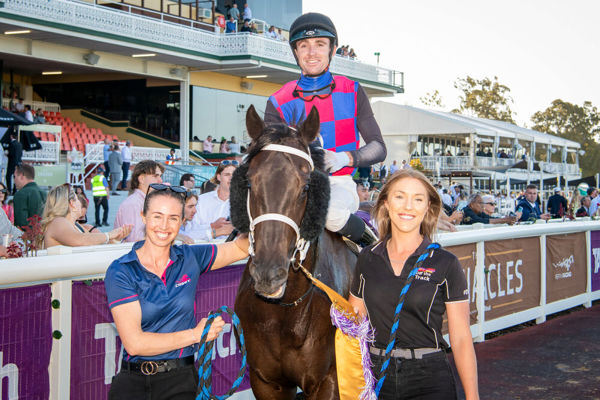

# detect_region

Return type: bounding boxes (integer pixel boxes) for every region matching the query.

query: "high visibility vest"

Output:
[92,174,108,197]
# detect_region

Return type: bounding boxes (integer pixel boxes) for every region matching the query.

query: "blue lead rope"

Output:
[375,243,441,396]
[196,306,247,400]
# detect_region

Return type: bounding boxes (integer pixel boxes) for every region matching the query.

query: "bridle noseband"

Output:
[247,143,314,267]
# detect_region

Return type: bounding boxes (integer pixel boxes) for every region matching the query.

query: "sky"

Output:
[302,0,600,126]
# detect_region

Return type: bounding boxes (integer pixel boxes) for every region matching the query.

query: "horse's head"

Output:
[230,105,330,299]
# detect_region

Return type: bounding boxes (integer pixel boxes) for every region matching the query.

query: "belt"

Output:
[121,356,195,375]
[369,346,441,360]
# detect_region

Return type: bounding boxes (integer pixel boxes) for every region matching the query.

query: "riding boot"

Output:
[337,213,378,247]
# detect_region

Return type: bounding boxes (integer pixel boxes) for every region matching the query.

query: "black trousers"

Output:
[108,364,198,400]
[104,161,110,178]
[6,165,16,195]
[121,162,130,190]
[371,351,457,400]
[94,196,109,225]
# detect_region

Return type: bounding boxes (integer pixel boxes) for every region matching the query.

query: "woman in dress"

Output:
[41,184,131,248]
[349,169,479,400]
[104,184,249,399]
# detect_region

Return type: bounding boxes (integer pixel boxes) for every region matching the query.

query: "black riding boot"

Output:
[337,213,378,247]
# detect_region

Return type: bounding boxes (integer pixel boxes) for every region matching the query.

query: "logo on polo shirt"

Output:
[415,267,435,281]
[175,274,191,288]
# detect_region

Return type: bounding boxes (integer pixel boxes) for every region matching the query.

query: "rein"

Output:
[246,143,315,267]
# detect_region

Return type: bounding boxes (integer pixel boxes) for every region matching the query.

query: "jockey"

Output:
[264,12,386,246]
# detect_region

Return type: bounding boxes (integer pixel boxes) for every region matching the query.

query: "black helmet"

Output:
[289,13,338,49]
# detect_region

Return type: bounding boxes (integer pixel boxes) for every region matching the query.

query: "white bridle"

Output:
[247,144,314,265]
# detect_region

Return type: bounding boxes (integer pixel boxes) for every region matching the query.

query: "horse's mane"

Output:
[230,122,329,241]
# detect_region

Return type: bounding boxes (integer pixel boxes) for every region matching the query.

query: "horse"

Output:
[231,105,358,400]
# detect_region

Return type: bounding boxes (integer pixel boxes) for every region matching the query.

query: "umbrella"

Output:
[0,108,32,127]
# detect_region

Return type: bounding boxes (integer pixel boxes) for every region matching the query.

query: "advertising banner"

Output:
[445,244,478,325]
[483,237,541,320]
[70,264,249,400]
[546,233,587,303]
[591,230,600,292]
[0,284,52,400]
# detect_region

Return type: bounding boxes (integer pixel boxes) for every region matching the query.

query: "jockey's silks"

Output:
[269,71,359,176]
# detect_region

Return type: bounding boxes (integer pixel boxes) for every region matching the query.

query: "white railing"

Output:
[22,141,60,163]
[0,0,402,89]
[417,156,471,171]
[1,221,599,399]
[1,98,61,112]
[84,142,182,164]
[539,161,580,175]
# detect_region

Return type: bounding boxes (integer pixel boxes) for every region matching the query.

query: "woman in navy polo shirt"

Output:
[105,184,249,400]
[349,169,479,400]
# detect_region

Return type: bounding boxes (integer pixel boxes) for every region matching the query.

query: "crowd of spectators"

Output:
[336,45,357,60]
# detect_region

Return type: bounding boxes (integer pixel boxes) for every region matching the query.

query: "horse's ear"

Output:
[298,106,320,145]
[246,105,265,141]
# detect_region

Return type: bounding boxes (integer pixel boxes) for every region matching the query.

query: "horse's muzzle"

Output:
[249,262,289,299]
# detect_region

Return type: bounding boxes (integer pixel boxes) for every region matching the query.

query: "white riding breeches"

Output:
[325,175,359,232]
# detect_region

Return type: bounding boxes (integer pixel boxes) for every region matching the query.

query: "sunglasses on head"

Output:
[0,189,7,194]
[221,160,239,166]
[148,183,187,195]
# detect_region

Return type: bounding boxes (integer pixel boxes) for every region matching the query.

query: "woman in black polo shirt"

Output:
[349,169,479,400]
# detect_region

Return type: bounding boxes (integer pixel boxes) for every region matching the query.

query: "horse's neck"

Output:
[311,230,357,297]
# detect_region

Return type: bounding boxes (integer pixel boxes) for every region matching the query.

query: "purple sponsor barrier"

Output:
[70,264,250,400]
[0,284,52,400]
[591,230,600,292]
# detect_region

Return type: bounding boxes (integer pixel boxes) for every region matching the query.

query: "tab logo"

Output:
[175,274,191,288]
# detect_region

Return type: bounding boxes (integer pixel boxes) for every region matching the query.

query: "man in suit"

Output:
[6,130,23,194]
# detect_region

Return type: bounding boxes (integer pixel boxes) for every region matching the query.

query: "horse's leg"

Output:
[302,365,339,400]
[249,368,297,400]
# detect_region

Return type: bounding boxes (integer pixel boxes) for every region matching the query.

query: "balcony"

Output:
[0,0,403,94]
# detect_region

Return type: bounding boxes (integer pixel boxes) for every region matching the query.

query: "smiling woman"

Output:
[104,186,250,400]
[348,169,480,400]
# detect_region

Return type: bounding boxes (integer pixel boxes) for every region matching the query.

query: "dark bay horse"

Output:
[231,106,357,400]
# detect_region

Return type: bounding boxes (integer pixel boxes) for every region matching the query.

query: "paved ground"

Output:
[450,304,600,400]
[83,188,129,232]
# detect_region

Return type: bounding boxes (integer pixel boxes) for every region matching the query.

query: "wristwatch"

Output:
[211,228,217,239]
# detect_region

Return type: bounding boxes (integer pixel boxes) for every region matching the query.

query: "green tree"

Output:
[530,99,600,176]
[420,90,445,108]
[452,76,516,123]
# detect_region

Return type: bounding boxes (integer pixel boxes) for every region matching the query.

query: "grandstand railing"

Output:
[1,98,61,113]
[0,0,403,90]
[1,221,599,400]
[22,141,60,163]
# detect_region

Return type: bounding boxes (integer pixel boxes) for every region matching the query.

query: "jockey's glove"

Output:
[324,150,350,173]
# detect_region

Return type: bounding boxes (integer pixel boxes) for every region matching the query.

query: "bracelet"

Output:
[104,232,110,244]
[190,329,196,343]
[212,228,217,239]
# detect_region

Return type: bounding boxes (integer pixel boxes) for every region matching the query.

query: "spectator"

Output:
[588,186,599,199]
[166,148,181,165]
[389,160,399,175]
[481,194,498,217]
[33,108,46,124]
[462,193,516,225]
[229,136,241,154]
[191,162,236,240]
[179,191,199,238]
[14,98,25,114]
[91,166,110,227]
[250,22,258,34]
[109,144,123,195]
[203,135,214,153]
[516,184,551,222]
[13,164,47,229]
[0,182,14,224]
[401,159,410,169]
[379,163,387,181]
[265,25,277,39]
[0,206,22,242]
[240,20,252,32]
[348,48,357,59]
[441,188,453,210]
[41,184,131,249]
[23,105,34,122]
[228,3,240,20]
[114,160,165,242]
[179,173,196,190]
[6,130,23,194]
[454,186,469,211]
[102,138,111,178]
[576,196,591,217]
[121,140,132,191]
[225,16,237,33]
[277,28,286,41]
[75,193,92,227]
[356,180,370,202]
[219,137,230,153]
[547,187,568,218]
[242,3,252,21]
